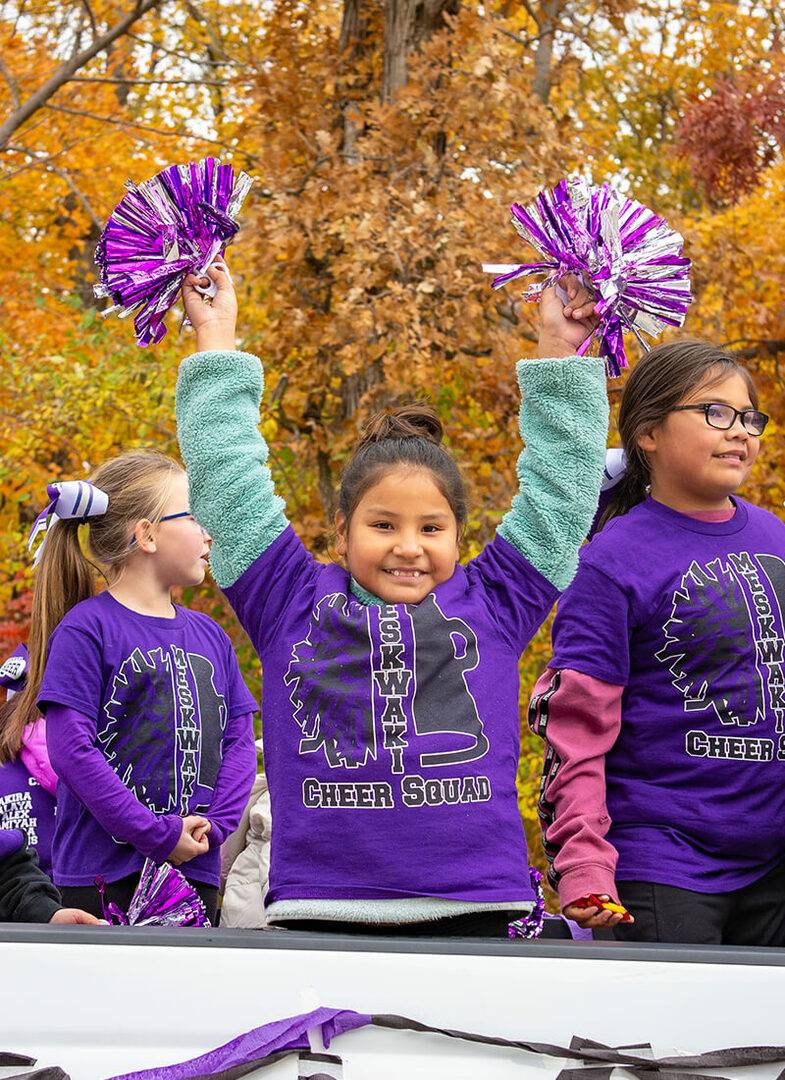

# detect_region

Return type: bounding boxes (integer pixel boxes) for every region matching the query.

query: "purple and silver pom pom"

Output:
[94,156,253,347]
[97,859,210,927]
[483,178,693,377]
[507,866,546,940]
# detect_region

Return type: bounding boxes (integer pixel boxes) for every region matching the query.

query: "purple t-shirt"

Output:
[224,526,559,906]
[38,592,257,887]
[0,757,56,876]
[552,496,785,892]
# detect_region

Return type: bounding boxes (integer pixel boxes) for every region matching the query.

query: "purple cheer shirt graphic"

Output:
[657,552,785,742]
[285,592,488,776]
[101,645,227,817]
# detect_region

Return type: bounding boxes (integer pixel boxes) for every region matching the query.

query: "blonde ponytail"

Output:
[0,449,183,765]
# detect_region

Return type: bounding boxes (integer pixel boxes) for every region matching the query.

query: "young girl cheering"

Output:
[23,451,257,922]
[530,341,785,945]
[176,264,608,936]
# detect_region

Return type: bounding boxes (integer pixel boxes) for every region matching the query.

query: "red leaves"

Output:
[676,73,785,206]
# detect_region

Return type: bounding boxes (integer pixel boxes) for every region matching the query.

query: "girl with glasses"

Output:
[18,451,257,922]
[530,339,785,946]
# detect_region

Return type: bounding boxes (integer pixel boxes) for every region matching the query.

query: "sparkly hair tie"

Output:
[28,480,109,565]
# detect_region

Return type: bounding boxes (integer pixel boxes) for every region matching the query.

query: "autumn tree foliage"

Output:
[2,0,785,870]
[677,72,785,206]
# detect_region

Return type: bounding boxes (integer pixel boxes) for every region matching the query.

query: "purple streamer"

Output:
[106,1008,371,1080]
[94,157,253,347]
[507,866,546,940]
[97,859,210,928]
[483,178,693,377]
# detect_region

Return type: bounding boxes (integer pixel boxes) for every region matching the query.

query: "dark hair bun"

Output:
[358,404,443,449]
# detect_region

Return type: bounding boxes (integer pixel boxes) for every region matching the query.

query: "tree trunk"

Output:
[382,0,459,103]
[532,0,560,105]
[338,0,381,163]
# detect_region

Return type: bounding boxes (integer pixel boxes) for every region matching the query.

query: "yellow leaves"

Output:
[261,418,279,441]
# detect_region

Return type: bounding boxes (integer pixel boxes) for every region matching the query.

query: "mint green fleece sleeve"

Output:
[176,350,288,588]
[497,355,608,591]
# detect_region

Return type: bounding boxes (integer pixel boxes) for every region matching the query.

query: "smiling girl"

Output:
[529,341,785,945]
[176,263,608,936]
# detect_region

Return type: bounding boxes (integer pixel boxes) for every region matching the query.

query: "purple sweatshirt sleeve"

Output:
[46,704,182,864]
[203,710,257,847]
[529,666,623,909]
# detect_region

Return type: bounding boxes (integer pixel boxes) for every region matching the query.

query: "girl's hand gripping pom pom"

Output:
[182,262,238,352]
[94,157,253,347]
[96,858,211,927]
[537,272,600,359]
[483,177,693,377]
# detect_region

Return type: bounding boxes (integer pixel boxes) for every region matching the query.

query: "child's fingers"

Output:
[184,814,210,827]
[565,274,579,302]
[564,903,600,925]
[204,261,233,287]
[185,273,210,289]
[590,908,615,928]
[558,273,593,312]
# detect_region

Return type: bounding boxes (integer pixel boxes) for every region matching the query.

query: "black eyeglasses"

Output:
[671,402,769,437]
[128,511,208,549]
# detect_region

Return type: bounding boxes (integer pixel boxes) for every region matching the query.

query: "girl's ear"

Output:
[334,510,347,557]
[132,519,157,554]
[636,425,657,455]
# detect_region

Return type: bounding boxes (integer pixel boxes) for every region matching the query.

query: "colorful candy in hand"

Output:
[94,157,253,347]
[572,893,633,922]
[483,177,693,377]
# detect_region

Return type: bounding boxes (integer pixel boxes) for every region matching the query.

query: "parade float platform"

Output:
[1,928,784,1080]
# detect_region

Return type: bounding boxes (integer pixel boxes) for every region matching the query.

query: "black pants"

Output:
[603,859,785,946]
[276,910,573,939]
[59,872,219,926]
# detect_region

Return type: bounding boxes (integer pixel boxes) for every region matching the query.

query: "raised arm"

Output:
[497,279,609,590]
[176,264,288,589]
